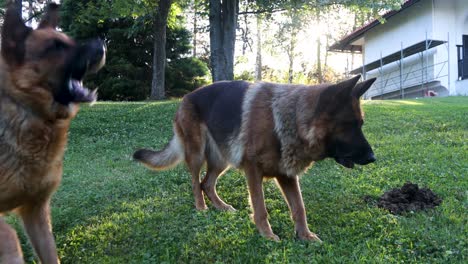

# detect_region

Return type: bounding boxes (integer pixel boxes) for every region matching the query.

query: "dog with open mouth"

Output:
[0,3,105,263]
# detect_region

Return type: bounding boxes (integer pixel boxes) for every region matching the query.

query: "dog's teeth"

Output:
[89,89,98,105]
[68,79,74,91]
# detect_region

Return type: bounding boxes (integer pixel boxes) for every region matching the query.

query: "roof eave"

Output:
[328,0,421,53]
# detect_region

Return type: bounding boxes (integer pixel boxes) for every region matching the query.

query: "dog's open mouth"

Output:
[68,78,97,103]
[334,157,355,169]
[63,38,105,104]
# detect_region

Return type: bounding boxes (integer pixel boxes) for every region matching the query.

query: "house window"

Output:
[457,35,468,80]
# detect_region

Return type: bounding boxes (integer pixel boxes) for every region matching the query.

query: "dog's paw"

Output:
[195,204,208,211]
[297,231,322,242]
[225,205,237,212]
[264,233,280,242]
[260,231,280,242]
[2,255,24,264]
[217,204,236,212]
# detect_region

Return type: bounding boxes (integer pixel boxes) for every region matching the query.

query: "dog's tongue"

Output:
[69,79,97,103]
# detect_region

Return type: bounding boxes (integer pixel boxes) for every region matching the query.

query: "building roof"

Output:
[328,0,421,52]
[349,39,446,74]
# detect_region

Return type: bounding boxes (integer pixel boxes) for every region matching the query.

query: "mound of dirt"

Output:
[377,182,442,214]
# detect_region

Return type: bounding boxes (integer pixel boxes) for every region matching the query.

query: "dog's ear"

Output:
[38,3,60,29]
[323,75,361,104]
[316,75,361,113]
[352,78,377,98]
[330,75,361,100]
[1,2,32,66]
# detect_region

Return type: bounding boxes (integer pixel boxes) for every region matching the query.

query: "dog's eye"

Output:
[37,40,70,59]
[43,40,68,54]
[52,40,68,51]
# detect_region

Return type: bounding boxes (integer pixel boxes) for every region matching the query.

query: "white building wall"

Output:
[361,0,437,98]
[361,0,468,97]
[365,52,435,98]
[364,0,433,63]
[433,0,467,95]
[432,0,468,95]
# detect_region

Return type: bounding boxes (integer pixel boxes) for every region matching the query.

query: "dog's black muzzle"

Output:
[353,151,376,165]
[55,38,106,105]
[71,38,106,79]
[332,137,376,169]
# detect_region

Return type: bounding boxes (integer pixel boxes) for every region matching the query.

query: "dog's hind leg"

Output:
[182,134,207,210]
[176,106,208,210]
[186,152,207,211]
[201,162,235,211]
[18,201,59,264]
[0,218,23,264]
[276,176,321,242]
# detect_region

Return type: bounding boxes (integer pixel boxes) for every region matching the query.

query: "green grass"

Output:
[8,97,467,263]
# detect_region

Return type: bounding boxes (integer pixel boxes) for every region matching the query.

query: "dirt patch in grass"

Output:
[377,182,442,214]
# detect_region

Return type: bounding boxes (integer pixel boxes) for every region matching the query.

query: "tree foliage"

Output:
[60,0,208,100]
[208,0,404,82]
[1,0,406,99]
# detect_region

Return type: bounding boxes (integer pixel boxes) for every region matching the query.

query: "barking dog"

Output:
[0,3,105,263]
[134,76,376,241]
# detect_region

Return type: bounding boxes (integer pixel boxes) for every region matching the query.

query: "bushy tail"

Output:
[133,135,184,170]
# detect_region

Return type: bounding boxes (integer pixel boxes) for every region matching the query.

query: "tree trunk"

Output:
[14,0,22,17]
[254,14,262,81]
[209,0,238,82]
[316,37,322,83]
[315,8,323,84]
[324,34,329,69]
[209,0,222,80]
[240,15,249,55]
[150,0,173,100]
[287,31,296,84]
[192,0,198,57]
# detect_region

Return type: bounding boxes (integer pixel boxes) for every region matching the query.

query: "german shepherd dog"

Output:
[0,3,105,263]
[134,75,376,241]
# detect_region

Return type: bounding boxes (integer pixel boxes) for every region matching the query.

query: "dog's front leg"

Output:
[276,176,321,242]
[18,201,59,264]
[0,218,24,264]
[245,165,279,241]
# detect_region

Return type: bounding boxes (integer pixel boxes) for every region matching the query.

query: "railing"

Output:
[367,60,448,99]
[361,34,451,99]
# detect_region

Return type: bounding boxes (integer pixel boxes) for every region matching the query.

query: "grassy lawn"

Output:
[8,97,467,263]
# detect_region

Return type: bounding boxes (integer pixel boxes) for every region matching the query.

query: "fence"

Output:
[350,33,451,99]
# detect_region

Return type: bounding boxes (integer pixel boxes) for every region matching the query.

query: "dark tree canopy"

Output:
[0,0,404,99]
[60,0,208,101]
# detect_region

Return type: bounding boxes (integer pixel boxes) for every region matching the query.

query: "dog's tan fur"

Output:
[135,76,376,241]
[135,69,375,241]
[0,3,105,263]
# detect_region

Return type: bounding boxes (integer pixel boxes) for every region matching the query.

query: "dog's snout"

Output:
[80,38,106,74]
[88,38,106,57]
[362,152,376,165]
